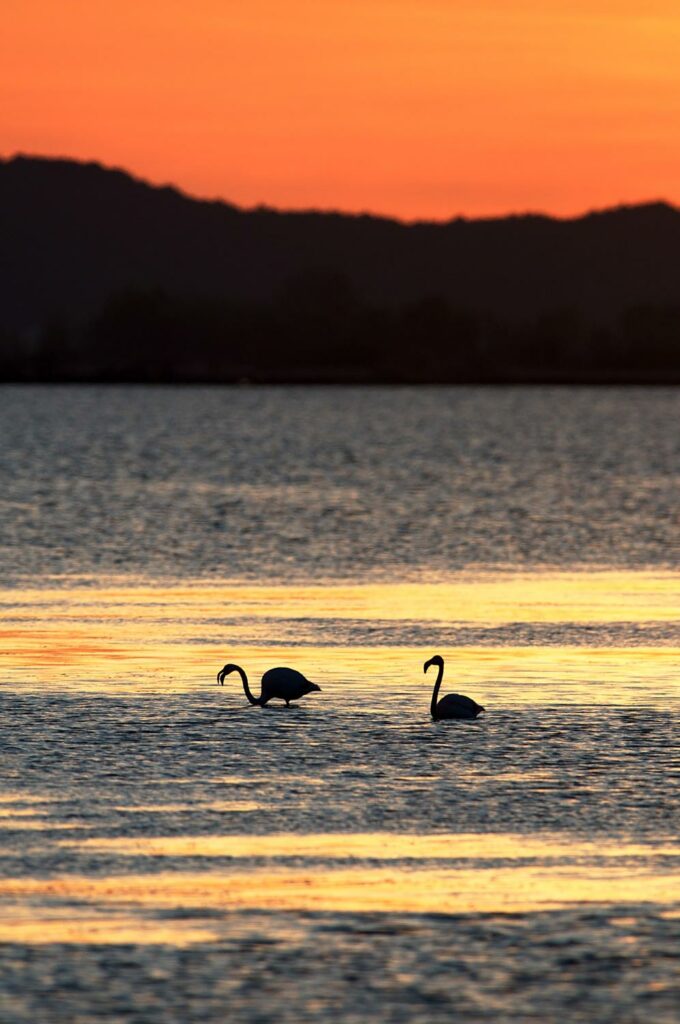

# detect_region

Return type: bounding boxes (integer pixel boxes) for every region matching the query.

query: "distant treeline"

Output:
[1,274,679,383]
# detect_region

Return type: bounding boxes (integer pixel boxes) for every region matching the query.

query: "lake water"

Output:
[0,386,678,1023]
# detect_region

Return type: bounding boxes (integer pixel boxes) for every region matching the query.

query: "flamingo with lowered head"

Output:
[425,654,485,721]
[217,663,321,707]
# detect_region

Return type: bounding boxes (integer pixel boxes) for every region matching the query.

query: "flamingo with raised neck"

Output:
[424,655,485,720]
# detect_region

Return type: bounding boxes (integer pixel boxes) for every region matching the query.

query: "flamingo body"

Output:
[432,692,484,720]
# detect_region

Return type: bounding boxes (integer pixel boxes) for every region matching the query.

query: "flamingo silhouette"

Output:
[217,663,321,707]
[425,655,485,720]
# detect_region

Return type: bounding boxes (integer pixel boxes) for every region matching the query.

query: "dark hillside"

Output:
[1,155,679,381]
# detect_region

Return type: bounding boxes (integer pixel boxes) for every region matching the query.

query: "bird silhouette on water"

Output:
[425,654,485,720]
[217,663,321,707]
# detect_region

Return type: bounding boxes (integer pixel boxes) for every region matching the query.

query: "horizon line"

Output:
[3,150,678,228]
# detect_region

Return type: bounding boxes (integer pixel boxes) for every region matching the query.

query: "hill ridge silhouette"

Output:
[1,154,679,382]
[5,152,679,225]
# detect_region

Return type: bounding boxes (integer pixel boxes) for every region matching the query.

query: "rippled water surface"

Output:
[0,386,678,1023]
[1,385,678,580]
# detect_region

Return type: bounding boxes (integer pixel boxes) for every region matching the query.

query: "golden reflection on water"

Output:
[0,820,90,831]
[0,861,676,925]
[0,637,676,705]
[0,808,43,819]
[1,576,676,948]
[0,907,219,946]
[4,571,679,623]
[13,831,664,927]
[0,794,58,805]
[0,572,678,704]
[0,795,85,832]
[62,832,679,861]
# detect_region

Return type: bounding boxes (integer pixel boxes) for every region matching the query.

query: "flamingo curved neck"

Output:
[430,665,444,718]
[241,668,261,706]
[230,665,261,705]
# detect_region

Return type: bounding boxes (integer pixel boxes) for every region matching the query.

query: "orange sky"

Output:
[3,1,680,219]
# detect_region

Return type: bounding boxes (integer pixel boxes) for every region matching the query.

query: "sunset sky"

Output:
[3,1,680,220]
